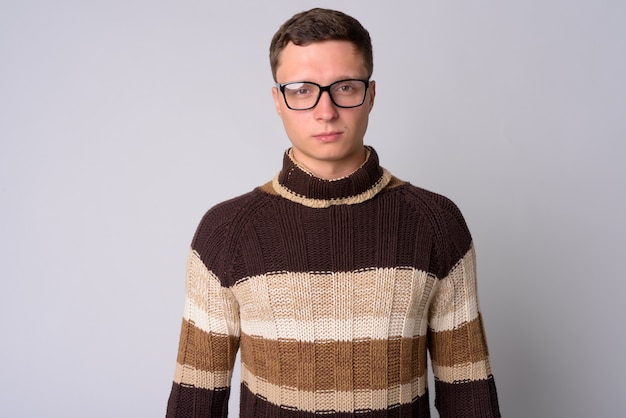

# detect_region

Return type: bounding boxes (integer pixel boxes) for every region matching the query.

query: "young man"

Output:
[166,8,500,418]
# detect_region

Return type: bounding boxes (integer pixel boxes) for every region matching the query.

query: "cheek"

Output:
[350,110,371,132]
[281,114,306,138]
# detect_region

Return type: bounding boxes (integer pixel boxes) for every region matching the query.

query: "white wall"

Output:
[1,1,624,417]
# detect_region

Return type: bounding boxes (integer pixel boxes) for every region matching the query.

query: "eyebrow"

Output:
[278,75,369,85]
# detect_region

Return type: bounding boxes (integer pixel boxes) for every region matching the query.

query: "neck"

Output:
[290,147,367,180]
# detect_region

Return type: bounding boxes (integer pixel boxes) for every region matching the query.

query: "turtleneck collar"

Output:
[271,146,392,208]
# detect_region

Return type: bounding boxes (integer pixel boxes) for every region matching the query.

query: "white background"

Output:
[1,1,624,417]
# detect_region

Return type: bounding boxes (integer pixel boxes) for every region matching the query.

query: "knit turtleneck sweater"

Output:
[166,147,500,418]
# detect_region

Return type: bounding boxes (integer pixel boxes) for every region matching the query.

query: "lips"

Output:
[314,131,343,142]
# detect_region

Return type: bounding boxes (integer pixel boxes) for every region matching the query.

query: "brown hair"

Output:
[269,8,373,81]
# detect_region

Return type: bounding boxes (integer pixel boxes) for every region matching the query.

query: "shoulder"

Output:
[391,181,473,276]
[200,189,264,225]
[390,180,468,230]
[190,188,271,261]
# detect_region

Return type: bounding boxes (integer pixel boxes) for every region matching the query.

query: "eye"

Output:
[284,83,314,96]
[338,84,354,92]
[333,81,360,95]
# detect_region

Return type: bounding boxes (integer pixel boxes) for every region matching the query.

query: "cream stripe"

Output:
[240,363,427,413]
[230,269,437,341]
[173,362,233,389]
[240,317,425,342]
[183,250,240,335]
[271,168,393,208]
[432,359,493,384]
[428,246,480,332]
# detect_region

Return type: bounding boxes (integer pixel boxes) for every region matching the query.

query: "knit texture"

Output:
[166,147,500,417]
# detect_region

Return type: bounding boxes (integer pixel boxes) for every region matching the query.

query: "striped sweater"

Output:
[166,147,500,417]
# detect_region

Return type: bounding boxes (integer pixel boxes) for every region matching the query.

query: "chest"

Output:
[232,268,438,341]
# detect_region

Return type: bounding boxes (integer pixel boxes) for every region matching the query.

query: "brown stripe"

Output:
[167,382,230,417]
[239,383,432,417]
[435,377,500,416]
[428,316,490,367]
[176,319,238,373]
[239,334,427,392]
[192,183,472,285]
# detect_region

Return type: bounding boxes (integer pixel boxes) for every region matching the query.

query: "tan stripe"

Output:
[259,175,406,196]
[271,168,393,208]
[432,359,493,384]
[428,246,480,332]
[241,362,427,413]
[239,334,427,392]
[233,268,437,341]
[173,362,233,389]
[385,175,405,189]
[429,316,490,367]
[184,250,240,336]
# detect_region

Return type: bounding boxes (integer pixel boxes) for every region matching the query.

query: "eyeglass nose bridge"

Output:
[314,84,339,108]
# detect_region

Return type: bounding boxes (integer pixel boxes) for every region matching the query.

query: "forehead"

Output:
[275,40,368,83]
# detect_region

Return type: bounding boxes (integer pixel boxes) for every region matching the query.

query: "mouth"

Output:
[313,131,343,142]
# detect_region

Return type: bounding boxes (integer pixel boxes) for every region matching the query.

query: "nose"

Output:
[313,90,339,121]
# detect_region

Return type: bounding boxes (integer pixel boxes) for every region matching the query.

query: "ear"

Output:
[272,86,282,117]
[367,80,376,113]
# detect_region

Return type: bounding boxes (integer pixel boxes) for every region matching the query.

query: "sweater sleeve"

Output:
[166,248,241,418]
[427,198,500,417]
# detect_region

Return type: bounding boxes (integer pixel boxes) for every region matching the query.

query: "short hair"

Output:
[269,8,373,82]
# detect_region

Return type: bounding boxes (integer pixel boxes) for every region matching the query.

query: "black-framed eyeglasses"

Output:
[275,79,370,110]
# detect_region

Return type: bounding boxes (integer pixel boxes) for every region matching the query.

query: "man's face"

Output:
[272,40,376,179]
